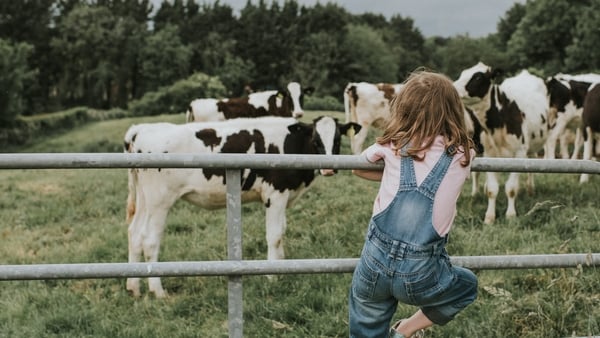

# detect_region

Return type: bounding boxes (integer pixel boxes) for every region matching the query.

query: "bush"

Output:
[0,107,129,150]
[303,95,344,112]
[128,72,227,116]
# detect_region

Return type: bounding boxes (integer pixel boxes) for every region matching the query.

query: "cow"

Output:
[454,62,549,224]
[123,116,361,297]
[343,82,403,155]
[545,73,600,159]
[580,82,600,183]
[186,82,313,122]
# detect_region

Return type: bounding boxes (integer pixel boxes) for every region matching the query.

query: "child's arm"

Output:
[352,168,383,181]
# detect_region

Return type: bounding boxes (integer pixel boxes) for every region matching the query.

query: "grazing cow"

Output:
[545,73,600,159]
[343,82,403,154]
[124,116,361,297]
[454,62,549,224]
[581,82,600,183]
[186,82,313,122]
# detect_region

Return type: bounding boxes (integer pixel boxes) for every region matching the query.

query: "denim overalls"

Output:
[349,147,478,338]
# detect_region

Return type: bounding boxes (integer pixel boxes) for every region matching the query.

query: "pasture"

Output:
[0,111,599,337]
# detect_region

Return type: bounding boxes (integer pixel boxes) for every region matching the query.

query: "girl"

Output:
[349,70,478,338]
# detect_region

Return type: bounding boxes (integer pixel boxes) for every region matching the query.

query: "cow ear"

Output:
[303,86,315,95]
[490,68,503,79]
[339,122,362,137]
[288,122,312,135]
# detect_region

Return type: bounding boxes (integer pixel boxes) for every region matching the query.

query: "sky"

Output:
[151,0,525,38]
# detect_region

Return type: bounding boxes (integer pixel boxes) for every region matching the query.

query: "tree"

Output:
[339,24,398,84]
[506,0,586,73]
[496,2,526,49]
[565,0,600,72]
[0,39,35,124]
[0,0,56,114]
[138,25,192,94]
[385,15,426,80]
[52,5,147,108]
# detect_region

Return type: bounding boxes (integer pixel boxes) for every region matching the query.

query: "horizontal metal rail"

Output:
[0,153,600,173]
[0,254,598,281]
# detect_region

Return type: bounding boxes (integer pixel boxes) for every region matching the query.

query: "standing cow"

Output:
[343,82,403,155]
[186,82,313,122]
[580,82,600,183]
[545,73,600,159]
[124,116,361,297]
[454,62,549,224]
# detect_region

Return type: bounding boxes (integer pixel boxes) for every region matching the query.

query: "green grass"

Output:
[0,111,599,337]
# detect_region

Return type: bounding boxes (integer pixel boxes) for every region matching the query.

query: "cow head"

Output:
[454,62,502,99]
[285,116,361,176]
[282,82,314,119]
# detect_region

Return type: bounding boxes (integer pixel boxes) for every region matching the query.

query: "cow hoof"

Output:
[126,279,141,297]
[484,214,495,224]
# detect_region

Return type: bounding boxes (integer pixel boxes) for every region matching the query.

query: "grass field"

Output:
[0,111,599,337]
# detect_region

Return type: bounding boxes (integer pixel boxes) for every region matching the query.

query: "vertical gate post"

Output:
[226,169,243,338]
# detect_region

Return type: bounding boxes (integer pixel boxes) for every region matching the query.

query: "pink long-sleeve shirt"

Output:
[362,136,474,236]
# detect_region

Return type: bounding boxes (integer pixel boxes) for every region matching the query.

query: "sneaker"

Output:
[389,319,425,338]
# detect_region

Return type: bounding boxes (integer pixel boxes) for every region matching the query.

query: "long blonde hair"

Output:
[377,70,474,166]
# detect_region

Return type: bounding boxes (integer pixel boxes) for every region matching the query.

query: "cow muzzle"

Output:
[293,111,304,119]
[320,169,336,176]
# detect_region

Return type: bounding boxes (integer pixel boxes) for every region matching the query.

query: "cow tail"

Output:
[126,167,137,224]
[344,84,356,139]
[124,126,138,224]
[343,84,351,124]
[185,105,194,123]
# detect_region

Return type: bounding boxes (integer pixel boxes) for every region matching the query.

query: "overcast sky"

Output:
[151,0,525,37]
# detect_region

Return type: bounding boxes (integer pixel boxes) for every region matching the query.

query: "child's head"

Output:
[378,69,474,165]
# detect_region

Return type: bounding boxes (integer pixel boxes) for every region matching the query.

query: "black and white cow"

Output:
[343,82,403,154]
[123,116,360,297]
[581,81,600,183]
[454,62,549,224]
[186,82,313,122]
[545,73,600,159]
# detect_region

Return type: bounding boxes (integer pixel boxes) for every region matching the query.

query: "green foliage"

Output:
[303,95,345,112]
[506,0,585,73]
[138,24,192,94]
[0,107,128,150]
[341,24,398,83]
[565,0,600,72]
[0,39,35,124]
[128,72,227,116]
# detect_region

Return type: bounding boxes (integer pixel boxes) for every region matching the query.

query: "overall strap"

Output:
[399,145,417,189]
[417,145,455,200]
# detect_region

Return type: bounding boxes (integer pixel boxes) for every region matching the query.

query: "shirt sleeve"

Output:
[362,143,386,163]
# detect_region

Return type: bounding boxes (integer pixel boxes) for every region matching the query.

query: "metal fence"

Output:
[1,153,599,338]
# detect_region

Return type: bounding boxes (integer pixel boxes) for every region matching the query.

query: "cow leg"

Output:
[470,172,479,196]
[140,207,169,298]
[484,172,499,224]
[559,132,570,159]
[505,172,520,219]
[351,124,370,155]
[571,127,583,160]
[580,127,593,183]
[127,204,147,297]
[264,192,289,260]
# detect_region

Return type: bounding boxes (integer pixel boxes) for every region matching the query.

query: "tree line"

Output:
[1,0,599,124]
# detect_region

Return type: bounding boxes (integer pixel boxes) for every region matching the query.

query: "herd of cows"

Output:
[122,62,600,297]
